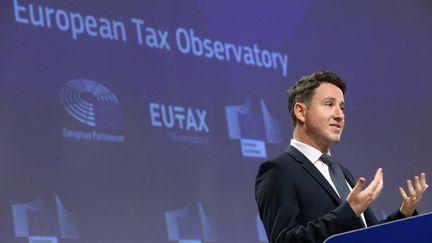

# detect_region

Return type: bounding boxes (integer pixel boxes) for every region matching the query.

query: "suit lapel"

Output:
[285,145,342,204]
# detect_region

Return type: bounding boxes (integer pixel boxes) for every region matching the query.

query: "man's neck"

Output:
[292,129,330,153]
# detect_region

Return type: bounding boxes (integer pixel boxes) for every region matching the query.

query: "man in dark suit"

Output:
[255,71,428,243]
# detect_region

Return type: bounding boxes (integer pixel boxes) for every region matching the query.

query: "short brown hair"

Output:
[287,71,346,127]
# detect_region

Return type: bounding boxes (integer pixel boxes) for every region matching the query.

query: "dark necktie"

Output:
[320,154,351,200]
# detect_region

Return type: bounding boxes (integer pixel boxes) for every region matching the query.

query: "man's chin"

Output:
[330,135,342,143]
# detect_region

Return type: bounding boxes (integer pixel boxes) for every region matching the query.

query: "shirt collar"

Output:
[290,139,330,163]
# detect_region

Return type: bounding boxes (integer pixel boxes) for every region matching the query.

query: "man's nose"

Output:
[334,107,344,120]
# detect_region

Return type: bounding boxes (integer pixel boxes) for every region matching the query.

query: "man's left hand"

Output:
[399,172,428,217]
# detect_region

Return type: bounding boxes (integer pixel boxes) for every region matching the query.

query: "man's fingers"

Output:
[420,173,429,191]
[367,168,383,192]
[373,173,384,197]
[399,187,409,201]
[374,168,383,180]
[352,177,366,193]
[407,180,416,196]
[420,173,426,185]
[379,174,384,188]
[414,176,422,192]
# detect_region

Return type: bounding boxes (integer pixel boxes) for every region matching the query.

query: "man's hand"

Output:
[346,168,384,216]
[399,172,428,217]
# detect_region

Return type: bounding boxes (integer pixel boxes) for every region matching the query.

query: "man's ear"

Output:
[294,102,306,124]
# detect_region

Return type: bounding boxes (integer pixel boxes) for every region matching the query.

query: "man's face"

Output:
[303,82,345,150]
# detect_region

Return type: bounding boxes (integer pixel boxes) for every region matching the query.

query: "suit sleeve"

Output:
[375,207,417,225]
[255,160,363,243]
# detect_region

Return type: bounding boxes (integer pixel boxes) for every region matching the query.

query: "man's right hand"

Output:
[346,168,384,216]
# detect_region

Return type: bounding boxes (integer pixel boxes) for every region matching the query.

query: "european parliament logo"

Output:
[225,99,281,158]
[12,194,79,243]
[61,79,122,130]
[165,203,217,243]
[61,79,125,143]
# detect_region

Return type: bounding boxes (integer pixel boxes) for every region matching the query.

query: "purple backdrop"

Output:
[0,0,431,242]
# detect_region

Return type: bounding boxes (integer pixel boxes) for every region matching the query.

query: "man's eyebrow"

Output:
[322,97,345,105]
[322,97,337,102]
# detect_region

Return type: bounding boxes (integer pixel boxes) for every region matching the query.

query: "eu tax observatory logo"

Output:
[149,102,210,145]
[60,79,125,143]
[225,99,281,159]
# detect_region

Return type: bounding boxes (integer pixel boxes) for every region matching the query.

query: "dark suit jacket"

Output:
[255,145,406,243]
